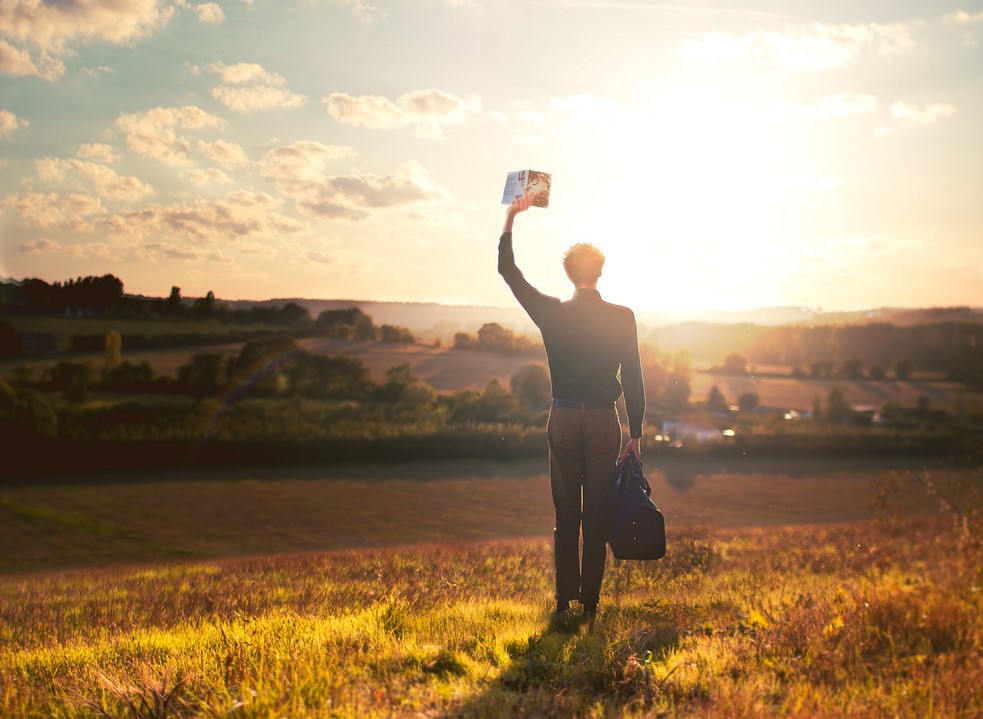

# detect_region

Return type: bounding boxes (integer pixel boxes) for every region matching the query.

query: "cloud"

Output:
[201,61,306,112]
[945,11,983,24]
[0,108,28,138]
[34,157,155,202]
[194,3,225,24]
[1,192,105,231]
[0,38,63,79]
[0,0,174,79]
[108,190,308,244]
[681,22,915,73]
[114,106,225,165]
[332,0,381,21]
[206,61,284,85]
[198,139,249,166]
[259,141,356,189]
[211,85,306,112]
[142,242,232,262]
[889,101,956,126]
[550,94,618,123]
[76,143,118,164]
[783,93,878,121]
[324,89,481,137]
[293,161,450,221]
[180,167,231,186]
[20,237,118,261]
[19,237,60,255]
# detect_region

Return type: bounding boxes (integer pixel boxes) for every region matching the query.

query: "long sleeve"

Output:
[620,312,645,438]
[498,232,558,326]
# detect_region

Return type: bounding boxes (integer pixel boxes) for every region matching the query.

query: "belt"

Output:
[552,398,615,410]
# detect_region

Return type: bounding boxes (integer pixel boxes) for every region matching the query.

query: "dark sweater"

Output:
[498,231,645,438]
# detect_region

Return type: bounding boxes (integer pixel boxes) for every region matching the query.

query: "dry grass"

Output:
[1,516,980,718]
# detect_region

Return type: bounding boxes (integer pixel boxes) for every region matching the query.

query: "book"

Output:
[501,170,551,208]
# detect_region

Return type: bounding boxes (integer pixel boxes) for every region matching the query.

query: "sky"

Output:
[1,0,981,316]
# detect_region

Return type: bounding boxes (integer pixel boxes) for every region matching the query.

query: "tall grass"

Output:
[1,515,980,718]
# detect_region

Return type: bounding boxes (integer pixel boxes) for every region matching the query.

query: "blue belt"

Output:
[552,398,615,410]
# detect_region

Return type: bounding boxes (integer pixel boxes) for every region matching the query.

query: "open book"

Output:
[501,170,551,208]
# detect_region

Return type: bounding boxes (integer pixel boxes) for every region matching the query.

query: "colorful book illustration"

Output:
[502,170,551,208]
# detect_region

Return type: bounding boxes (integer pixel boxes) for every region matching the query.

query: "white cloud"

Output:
[0,0,173,80]
[198,139,249,166]
[76,143,118,164]
[142,242,232,263]
[0,38,63,79]
[324,89,481,137]
[550,94,618,124]
[945,11,983,24]
[201,61,304,112]
[19,237,60,255]
[194,3,225,25]
[890,101,956,126]
[20,237,117,261]
[1,192,105,232]
[0,108,28,138]
[332,0,381,21]
[681,22,915,73]
[207,61,284,85]
[34,157,155,202]
[108,190,308,244]
[259,141,356,187]
[293,161,450,221]
[180,167,231,186]
[783,93,878,121]
[114,106,225,165]
[211,85,306,112]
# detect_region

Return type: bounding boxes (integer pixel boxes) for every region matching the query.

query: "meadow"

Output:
[1,456,981,717]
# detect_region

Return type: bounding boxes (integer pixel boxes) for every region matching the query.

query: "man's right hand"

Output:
[503,188,534,232]
[623,436,641,459]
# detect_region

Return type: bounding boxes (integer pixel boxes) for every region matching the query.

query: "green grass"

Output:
[1,519,980,718]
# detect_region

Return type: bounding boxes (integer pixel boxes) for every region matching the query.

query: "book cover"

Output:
[502,170,551,208]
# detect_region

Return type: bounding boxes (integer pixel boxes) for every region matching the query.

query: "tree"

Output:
[511,364,551,407]
[662,374,691,414]
[737,391,759,412]
[706,385,728,412]
[722,352,749,374]
[178,353,227,399]
[103,331,122,376]
[166,286,183,315]
[477,323,513,353]
[0,322,23,358]
[868,365,886,380]
[838,357,864,380]
[893,357,914,381]
[192,290,216,319]
[449,379,519,424]
[354,314,377,340]
[826,384,852,422]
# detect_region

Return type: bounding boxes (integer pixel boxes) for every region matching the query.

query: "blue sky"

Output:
[1,0,981,314]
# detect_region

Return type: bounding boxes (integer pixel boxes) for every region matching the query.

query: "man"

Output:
[499,189,644,619]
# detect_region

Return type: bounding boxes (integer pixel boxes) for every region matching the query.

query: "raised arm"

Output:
[498,189,558,323]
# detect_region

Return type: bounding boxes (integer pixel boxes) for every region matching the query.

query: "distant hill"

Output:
[219,297,983,339]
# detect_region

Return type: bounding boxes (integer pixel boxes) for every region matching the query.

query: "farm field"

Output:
[3,333,979,412]
[0,456,980,717]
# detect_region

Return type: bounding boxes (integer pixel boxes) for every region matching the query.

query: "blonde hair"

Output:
[562,243,605,286]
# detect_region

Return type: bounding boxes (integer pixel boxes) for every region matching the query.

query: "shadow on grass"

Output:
[444,604,680,718]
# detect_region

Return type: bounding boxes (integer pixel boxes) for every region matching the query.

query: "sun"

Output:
[572,88,798,314]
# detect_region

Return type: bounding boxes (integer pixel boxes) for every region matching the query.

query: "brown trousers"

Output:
[547,405,622,605]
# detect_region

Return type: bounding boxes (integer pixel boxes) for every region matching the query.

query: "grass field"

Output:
[1,456,981,717]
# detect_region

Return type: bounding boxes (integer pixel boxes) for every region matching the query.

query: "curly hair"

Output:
[562,243,605,286]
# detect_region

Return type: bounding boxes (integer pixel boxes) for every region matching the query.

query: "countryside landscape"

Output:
[2,0,983,716]
[0,273,981,717]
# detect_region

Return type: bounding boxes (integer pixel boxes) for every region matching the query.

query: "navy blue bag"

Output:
[609,453,666,560]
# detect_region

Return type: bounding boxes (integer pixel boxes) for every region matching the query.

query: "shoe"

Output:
[583,602,598,619]
[554,600,571,616]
